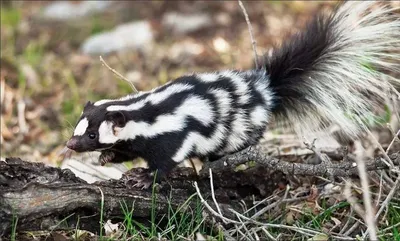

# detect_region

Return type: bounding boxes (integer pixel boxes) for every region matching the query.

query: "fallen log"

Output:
[0,157,286,236]
[2,148,398,237]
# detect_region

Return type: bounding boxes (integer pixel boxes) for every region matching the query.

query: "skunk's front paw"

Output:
[99,151,115,166]
[122,168,156,189]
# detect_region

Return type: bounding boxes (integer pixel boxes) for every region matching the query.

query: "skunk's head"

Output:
[66,101,127,152]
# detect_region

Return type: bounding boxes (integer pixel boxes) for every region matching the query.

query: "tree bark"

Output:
[0,157,286,236]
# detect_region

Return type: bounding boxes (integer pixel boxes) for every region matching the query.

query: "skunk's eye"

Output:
[88,133,96,139]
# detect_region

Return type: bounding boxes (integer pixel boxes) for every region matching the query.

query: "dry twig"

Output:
[195,172,358,240]
[99,56,138,93]
[386,129,400,154]
[17,99,28,134]
[238,1,259,69]
[193,181,241,225]
[208,169,225,223]
[201,147,400,178]
[363,174,400,240]
[365,128,394,167]
[354,157,377,240]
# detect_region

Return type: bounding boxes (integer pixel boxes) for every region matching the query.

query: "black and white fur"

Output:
[67,2,400,187]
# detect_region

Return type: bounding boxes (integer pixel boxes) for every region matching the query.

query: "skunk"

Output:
[66,2,400,188]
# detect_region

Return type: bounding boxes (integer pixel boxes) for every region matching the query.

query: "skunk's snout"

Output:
[66,137,78,150]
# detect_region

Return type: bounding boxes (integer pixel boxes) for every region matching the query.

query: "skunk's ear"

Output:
[106,111,126,127]
[84,101,93,110]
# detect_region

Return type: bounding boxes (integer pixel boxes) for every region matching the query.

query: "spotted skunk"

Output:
[66,2,400,188]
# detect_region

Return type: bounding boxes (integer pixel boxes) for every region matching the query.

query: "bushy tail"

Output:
[262,1,400,139]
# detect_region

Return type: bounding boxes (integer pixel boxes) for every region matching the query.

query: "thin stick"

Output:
[381,220,400,233]
[354,156,378,240]
[386,129,400,154]
[99,56,138,93]
[365,128,394,167]
[233,215,252,241]
[344,181,366,221]
[229,208,323,237]
[193,181,242,225]
[97,186,105,238]
[364,174,400,240]
[251,196,308,220]
[209,169,224,220]
[238,0,259,69]
[376,175,400,219]
[260,227,277,241]
[339,208,354,235]
[375,171,384,215]
[17,99,28,134]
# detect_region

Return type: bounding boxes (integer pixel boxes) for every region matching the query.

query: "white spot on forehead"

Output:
[73,117,89,136]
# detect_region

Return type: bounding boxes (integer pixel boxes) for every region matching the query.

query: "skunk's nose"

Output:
[66,138,78,150]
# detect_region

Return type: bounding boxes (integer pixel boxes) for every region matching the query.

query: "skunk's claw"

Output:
[123,168,154,189]
[99,151,116,166]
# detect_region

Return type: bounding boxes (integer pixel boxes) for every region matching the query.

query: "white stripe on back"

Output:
[107,84,194,112]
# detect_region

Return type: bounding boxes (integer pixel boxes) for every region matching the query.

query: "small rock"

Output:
[169,40,204,62]
[162,12,212,35]
[215,12,231,26]
[125,70,142,84]
[41,1,112,20]
[213,37,230,53]
[81,21,154,55]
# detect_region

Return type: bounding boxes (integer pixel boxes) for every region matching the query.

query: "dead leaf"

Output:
[285,211,295,225]
[307,185,319,202]
[104,219,120,236]
[307,233,329,241]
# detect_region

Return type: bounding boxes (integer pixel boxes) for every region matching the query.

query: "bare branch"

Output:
[354,157,377,240]
[364,174,400,239]
[209,169,224,222]
[386,129,400,154]
[201,147,400,178]
[365,128,394,167]
[193,181,241,225]
[99,56,138,93]
[238,1,259,69]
